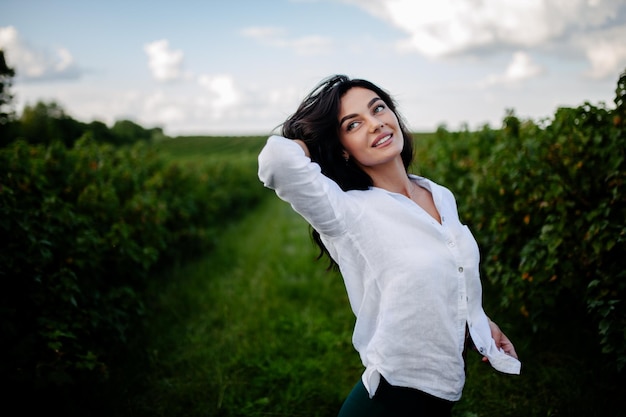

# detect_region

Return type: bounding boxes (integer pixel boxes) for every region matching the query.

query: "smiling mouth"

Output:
[373,134,392,147]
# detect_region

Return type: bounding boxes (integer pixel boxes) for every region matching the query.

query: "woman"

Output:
[257,75,521,416]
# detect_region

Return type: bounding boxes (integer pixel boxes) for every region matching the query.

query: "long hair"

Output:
[280,74,415,269]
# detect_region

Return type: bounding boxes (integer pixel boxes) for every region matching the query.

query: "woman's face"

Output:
[337,87,403,169]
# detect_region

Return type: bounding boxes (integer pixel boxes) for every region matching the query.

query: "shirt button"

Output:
[448,241,456,247]
[458,267,464,273]
[479,347,485,353]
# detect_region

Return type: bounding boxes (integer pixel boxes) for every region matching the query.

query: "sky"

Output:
[1,0,626,136]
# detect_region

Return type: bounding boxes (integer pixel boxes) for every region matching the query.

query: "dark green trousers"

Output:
[337,377,454,417]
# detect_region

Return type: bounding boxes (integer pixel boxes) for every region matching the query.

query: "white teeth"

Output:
[375,135,391,147]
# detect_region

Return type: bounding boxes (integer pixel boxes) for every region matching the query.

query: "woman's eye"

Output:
[374,104,385,113]
[347,121,359,131]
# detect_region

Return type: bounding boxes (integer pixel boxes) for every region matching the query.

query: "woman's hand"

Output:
[483,318,519,362]
[293,139,310,157]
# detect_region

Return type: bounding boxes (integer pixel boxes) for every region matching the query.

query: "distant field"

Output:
[153,135,267,161]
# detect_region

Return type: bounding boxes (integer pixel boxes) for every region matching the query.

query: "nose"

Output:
[367,116,384,132]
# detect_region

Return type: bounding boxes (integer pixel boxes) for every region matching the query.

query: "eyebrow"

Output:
[339,96,382,127]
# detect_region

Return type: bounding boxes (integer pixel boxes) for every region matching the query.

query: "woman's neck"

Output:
[366,159,413,197]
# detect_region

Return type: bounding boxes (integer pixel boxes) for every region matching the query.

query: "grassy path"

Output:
[112,194,360,416]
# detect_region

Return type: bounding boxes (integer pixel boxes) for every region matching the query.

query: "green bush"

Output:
[0,136,265,393]
[416,69,626,371]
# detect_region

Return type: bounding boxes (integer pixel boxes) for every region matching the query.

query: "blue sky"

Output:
[2,0,626,136]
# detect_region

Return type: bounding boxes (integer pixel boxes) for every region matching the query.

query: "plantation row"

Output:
[413,70,626,371]
[1,136,267,395]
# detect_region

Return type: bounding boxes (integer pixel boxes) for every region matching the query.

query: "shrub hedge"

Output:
[0,136,266,394]
[416,69,626,371]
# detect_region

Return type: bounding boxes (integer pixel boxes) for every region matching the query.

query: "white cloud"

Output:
[577,25,626,79]
[241,26,287,39]
[142,90,187,125]
[341,0,626,78]
[55,47,74,72]
[289,36,333,56]
[241,26,333,55]
[343,0,550,57]
[481,51,544,86]
[197,74,240,109]
[0,26,81,81]
[134,76,275,134]
[144,39,185,82]
[11,61,276,135]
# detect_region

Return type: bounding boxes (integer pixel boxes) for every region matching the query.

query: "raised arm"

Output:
[258,135,352,238]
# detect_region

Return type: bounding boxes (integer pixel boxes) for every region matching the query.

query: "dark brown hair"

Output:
[280,74,415,268]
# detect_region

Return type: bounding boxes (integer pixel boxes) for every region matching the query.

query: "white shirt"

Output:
[258,135,521,402]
